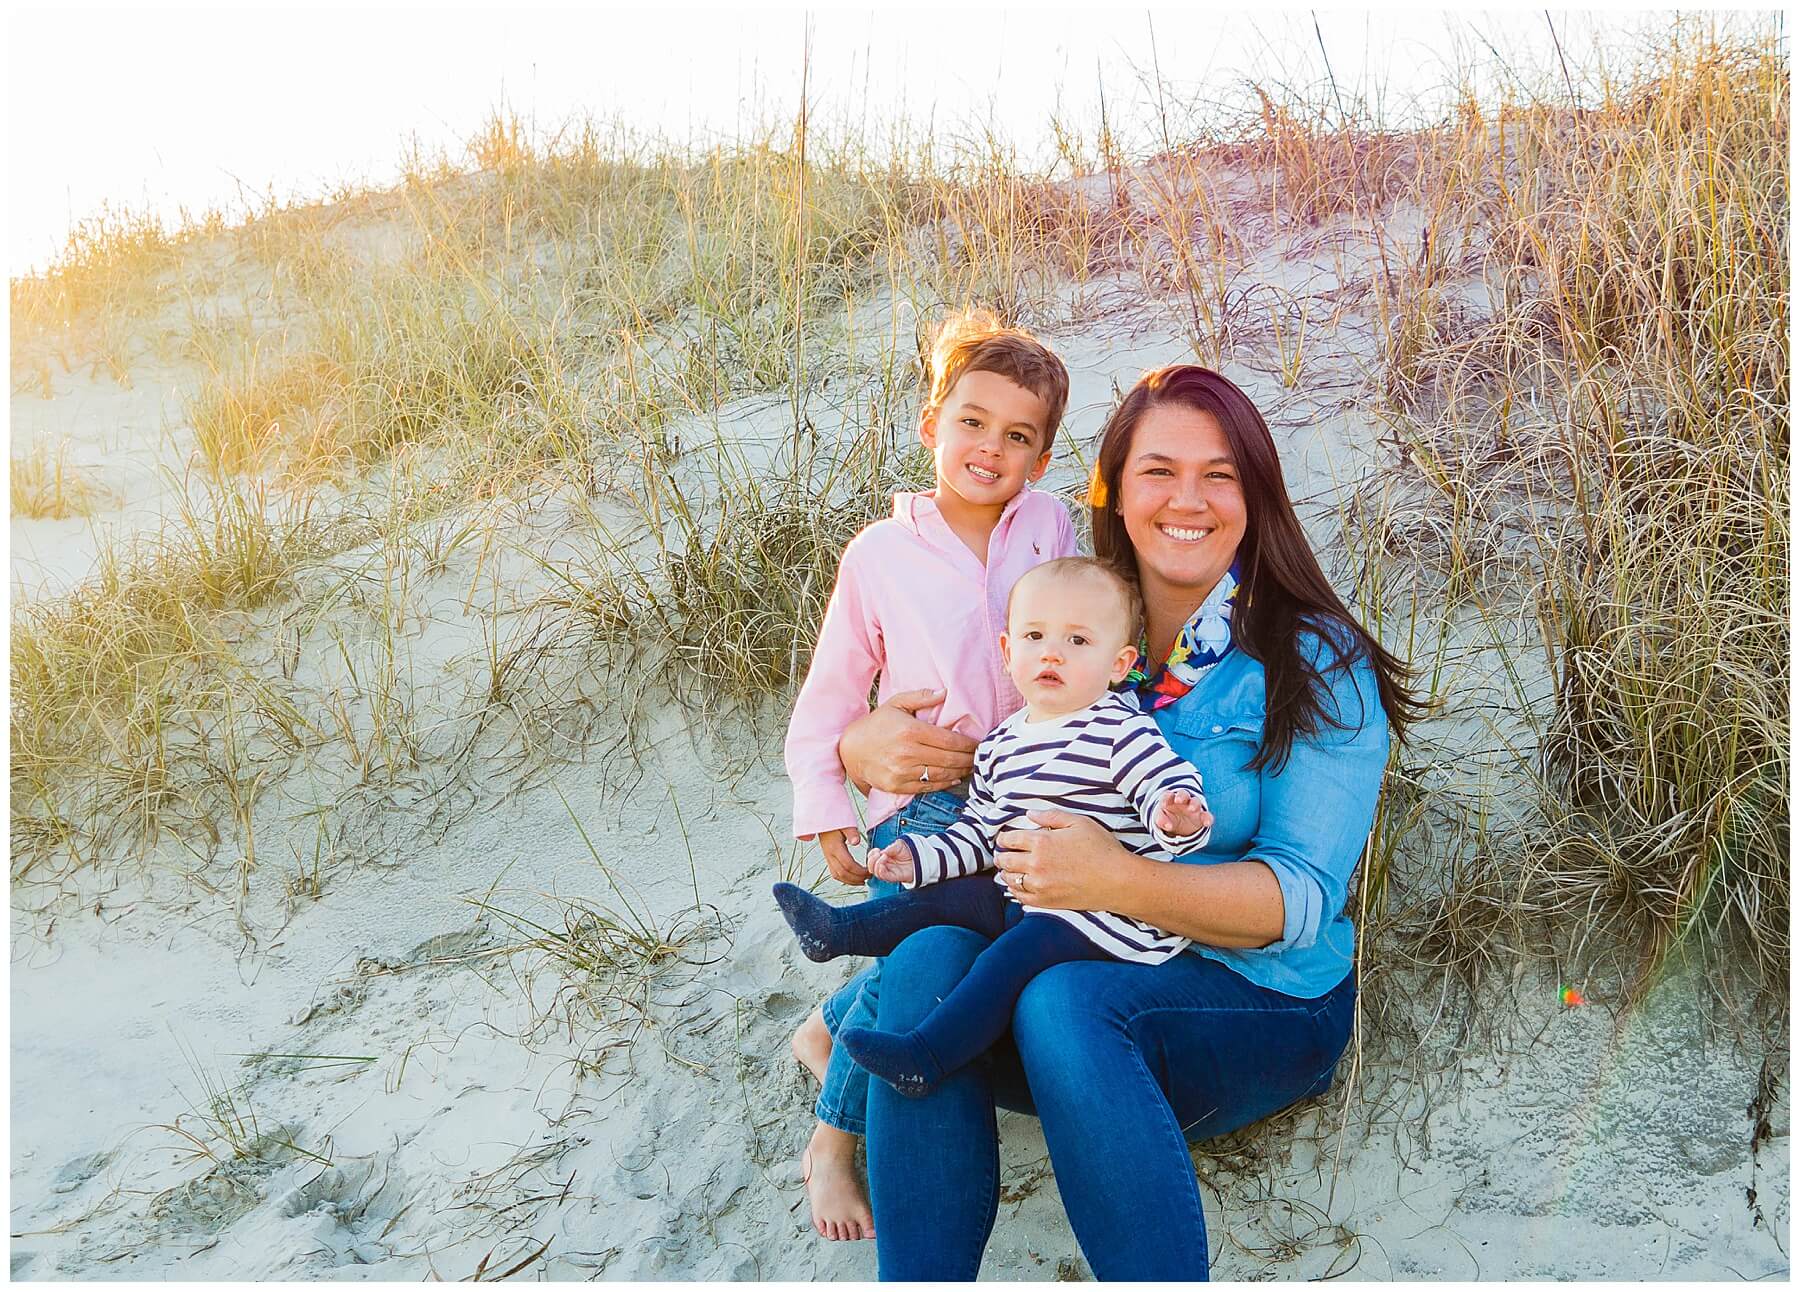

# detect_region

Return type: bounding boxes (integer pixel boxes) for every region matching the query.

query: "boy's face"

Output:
[1000,572,1138,718]
[919,369,1052,513]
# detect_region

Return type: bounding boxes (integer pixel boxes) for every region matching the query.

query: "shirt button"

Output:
[1210,724,1223,733]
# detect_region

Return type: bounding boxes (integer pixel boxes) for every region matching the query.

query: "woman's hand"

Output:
[838,688,979,796]
[995,811,1137,912]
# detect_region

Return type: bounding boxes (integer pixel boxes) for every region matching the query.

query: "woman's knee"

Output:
[1012,963,1132,1089]
[876,926,988,1032]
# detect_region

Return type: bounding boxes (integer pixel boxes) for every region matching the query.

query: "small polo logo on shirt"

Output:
[1033,543,1040,554]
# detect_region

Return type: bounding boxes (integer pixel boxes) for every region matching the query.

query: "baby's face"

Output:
[1001,574,1138,718]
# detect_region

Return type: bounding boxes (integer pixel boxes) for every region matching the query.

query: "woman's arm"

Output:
[998,818,1285,948]
[837,689,980,795]
[1235,639,1390,953]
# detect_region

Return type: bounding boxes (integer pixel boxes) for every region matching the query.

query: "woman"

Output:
[832,365,1420,1279]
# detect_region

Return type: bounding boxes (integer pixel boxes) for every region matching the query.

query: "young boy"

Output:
[774,558,1213,1099]
[782,311,1076,1240]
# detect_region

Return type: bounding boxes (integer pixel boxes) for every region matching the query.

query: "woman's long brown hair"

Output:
[1092,365,1423,770]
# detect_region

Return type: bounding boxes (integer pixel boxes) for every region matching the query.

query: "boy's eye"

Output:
[1008,430,1031,444]
[961,417,981,428]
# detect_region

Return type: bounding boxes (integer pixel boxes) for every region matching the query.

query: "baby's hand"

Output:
[866,841,917,885]
[1155,788,1214,839]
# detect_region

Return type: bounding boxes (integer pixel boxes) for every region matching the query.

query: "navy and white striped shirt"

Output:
[897,691,1210,964]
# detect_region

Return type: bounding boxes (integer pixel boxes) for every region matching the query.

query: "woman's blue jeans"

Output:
[814,789,966,1136]
[865,925,1356,1281]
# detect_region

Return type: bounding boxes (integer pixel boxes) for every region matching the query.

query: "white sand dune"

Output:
[9,180,1788,1280]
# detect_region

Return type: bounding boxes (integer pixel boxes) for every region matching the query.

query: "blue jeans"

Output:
[865,926,1357,1280]
[813,789,966,1136]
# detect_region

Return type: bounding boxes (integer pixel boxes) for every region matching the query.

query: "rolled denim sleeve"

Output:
[1245,634,1390,954]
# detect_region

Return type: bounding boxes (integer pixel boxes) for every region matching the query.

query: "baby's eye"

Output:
[1023,630,1043,640]
[1070,635,1089,647]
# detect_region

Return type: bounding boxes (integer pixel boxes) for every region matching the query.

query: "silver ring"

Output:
[919,767,930,783]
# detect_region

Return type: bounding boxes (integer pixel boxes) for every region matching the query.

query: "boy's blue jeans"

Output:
[814,789,965,1136]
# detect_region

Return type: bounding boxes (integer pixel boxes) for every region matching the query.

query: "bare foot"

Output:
[791,1004,832,1084]
[800,1124,874,1241]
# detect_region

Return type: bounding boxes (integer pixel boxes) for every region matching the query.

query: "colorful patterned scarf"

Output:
[1123,560,1241,711]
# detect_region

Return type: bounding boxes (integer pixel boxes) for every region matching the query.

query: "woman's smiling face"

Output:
[1116,402,1246,598]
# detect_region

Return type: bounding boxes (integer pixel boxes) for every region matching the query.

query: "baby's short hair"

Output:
[924,308,1070,454]
[1006,556,1143,644]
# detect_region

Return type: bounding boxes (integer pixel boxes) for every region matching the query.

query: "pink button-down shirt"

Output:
[785,487,1078,839]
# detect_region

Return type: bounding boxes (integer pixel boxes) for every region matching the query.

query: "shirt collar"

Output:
[1123,558,1242,709]
[893,485,1034,528]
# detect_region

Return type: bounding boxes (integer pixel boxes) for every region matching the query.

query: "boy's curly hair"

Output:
[923,308,1070,454]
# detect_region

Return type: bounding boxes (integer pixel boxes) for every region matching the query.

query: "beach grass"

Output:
[11,440,108,519]
[1344,23,1789,1006]
[9,17,1786,1028]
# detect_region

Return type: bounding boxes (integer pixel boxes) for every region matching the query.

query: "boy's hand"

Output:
[814,828,868,884]
[1154,789,1214,840]
[866,842,916,885]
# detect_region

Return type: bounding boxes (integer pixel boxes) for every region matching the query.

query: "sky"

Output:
[6,6,1772,277]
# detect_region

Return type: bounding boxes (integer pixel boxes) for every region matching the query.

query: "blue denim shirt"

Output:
[1148,625,1389,999]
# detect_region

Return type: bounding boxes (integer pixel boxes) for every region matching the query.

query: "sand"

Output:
[8,186,1789,1281]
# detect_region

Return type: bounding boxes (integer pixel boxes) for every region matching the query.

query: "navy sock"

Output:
[771,883,843,962]
[775,874,1011,964]
[838,1025,945,1099]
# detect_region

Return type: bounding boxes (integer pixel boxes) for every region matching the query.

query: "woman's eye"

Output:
[961,417,981,428]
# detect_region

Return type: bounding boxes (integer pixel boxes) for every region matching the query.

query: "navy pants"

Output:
[824,875,1112,1081]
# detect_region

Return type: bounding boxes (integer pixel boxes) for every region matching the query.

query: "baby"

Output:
[773,557,1213,1097]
